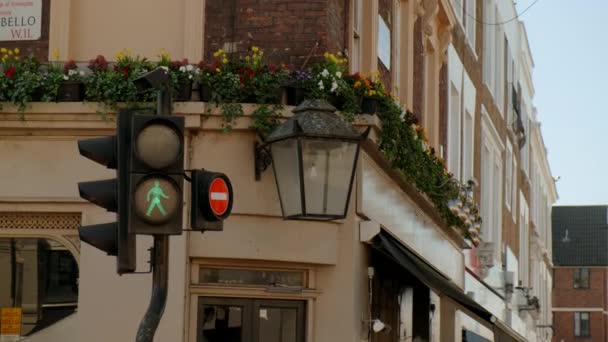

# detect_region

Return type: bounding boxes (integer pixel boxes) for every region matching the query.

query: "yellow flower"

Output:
[222,58,228,64]
[337,52,342,57]
[354,81,362,88]
[259,50,264,56]
[251,46,259,52]
[14,56,19,60]
[52,48,59,60]
[7,50,12,56]
[245,56,251,62]
[215,68,221,73]
[13,48,19,54]
[324,52,330,58]
[213,51,221,58]
[0,48,6,53]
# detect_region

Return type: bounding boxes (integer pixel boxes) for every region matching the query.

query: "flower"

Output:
[335,71,342,78]
[4,66,16,78]
[354,81,362,88]
[13,48,19,54]
[318,80,324,90]
[0,48,6,53]
[222,58,228,64]
[251,46,259,52]
[330,80,338,92]
[321,69,329,77]
[52,48,59,60]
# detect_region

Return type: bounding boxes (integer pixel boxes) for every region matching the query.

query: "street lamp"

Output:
[255,99,369,220]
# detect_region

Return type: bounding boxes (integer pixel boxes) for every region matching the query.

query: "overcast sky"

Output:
[517,0,608,205]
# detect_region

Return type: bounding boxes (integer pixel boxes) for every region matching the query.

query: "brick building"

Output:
[0,0,556,341]
[552,206,608,342]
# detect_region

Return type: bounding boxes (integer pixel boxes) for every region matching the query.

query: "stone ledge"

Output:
[0,102,382,141]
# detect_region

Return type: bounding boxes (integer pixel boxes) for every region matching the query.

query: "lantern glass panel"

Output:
[271,139,302,217]
[301,139,358,217]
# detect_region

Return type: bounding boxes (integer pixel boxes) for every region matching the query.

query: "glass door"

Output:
[197,298,305,342]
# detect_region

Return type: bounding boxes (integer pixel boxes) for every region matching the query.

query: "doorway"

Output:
[197,297,306,342]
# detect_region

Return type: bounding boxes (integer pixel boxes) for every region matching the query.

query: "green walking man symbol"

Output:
[146,180,170,217]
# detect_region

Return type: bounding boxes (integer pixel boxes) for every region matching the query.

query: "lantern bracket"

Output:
[254,142,272,181]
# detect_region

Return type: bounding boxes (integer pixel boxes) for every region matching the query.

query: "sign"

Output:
[377,15,391,70]
[209,177,230,216]
[0,1,42,41]
[0,307,22,340]
[133,177,181,225]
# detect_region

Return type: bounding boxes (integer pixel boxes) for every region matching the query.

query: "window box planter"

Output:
[285,86,307,106]
[198,83,212,102]
[360,96,379,114]
[174,80,193,101]
[57,81,85,102]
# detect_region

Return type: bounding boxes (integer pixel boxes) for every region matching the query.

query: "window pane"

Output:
[199,268,304,287]
[200,305,243,342]
[0,238,78,337]
[258,307,297,342]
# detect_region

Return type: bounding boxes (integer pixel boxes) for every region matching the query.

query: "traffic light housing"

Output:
[78,109,136,274]
[128,114,185,235]
[191,170,233,231]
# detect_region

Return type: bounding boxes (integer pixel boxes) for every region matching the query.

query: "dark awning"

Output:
[370,229,493,323]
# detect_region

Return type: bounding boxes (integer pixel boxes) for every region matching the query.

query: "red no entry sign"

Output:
[209,177,230,216]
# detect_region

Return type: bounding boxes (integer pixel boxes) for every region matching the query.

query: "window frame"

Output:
[574,268,590,289]
[574,312,591,337]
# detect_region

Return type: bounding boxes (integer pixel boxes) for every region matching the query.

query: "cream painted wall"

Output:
[68,0,186,61]
[0,137,187,342]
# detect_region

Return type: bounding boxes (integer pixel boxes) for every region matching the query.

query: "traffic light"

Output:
[78,109,136,274]
[191,170,233,231]
[128,114,185,235]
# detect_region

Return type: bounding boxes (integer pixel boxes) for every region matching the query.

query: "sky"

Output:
[516,0,608,205]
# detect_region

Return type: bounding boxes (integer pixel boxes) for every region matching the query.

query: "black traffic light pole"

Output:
[135,76,172,342]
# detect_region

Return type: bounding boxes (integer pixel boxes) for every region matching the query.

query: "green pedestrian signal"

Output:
[146,180,170,217]
[128,114,184,235]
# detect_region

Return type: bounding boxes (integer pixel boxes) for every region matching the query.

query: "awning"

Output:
[370,229,493,322]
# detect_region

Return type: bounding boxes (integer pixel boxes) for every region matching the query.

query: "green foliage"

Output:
[376,96,463,231]
[250,103,282,140]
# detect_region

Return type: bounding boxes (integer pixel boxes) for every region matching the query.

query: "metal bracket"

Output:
[130,246,154,274]
[254,142,272,181]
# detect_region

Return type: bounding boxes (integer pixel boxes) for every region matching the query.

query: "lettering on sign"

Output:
[0,0,42,41]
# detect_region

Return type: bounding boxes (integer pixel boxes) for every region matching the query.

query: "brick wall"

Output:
[553,311,606,342]
[553,268,606,308]
[553,268,608,342]
[0,0,50,61]
[204,0,347,66]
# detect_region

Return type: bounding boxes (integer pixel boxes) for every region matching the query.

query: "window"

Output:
[451,0,464,25]
[512,158,518,222]
[574,312,590,337]
[519,195,529,286]
[351,0,362,73]
[482,0,495,89]
[505,141,513,210]
[464,0,476,50]
[448,84,462,180]
[198,298,306,342]
[574,268,590,289]
[480,109,504,260]
[0,238,78,337]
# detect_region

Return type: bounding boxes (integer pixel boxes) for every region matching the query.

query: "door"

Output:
[197,297,305,342]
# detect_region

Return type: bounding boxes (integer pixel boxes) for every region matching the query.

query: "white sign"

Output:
[0,0,42,41]
[377,15,391,70]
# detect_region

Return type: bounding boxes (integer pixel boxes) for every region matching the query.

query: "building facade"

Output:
[552,206,608,342]
[0,0,556,341]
